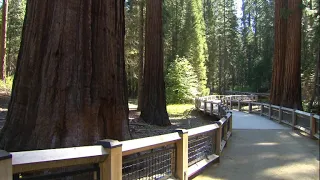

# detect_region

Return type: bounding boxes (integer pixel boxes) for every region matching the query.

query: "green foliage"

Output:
[0,75,13,93]
[166,104,194,117]
[166,57,199,104]
[180,0,208,95]
[6,0,26,76]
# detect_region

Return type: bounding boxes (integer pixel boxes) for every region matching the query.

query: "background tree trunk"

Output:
[270,0,287,105]
[140,0,170,126]
[0,0,130,152]
[308,46,319,112]
[281,0,302,109]
[0,0,8,81]
[137,0,145,111]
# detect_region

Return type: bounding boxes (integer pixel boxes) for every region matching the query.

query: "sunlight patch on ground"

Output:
[254,142,279,146]
[167,104,194,117]
[260,160,319,180]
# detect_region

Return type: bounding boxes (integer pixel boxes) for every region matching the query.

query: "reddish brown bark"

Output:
[0,0,8,80]
[281,0,302,110]
[0,0,130,152]
[270,0,287,105]
[140,0,170,126]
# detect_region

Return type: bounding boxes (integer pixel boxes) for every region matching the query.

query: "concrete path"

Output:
[194,111,319,180]
[231,110,290,130]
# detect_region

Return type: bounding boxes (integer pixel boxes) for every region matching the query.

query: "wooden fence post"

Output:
[310,114,316,138]
[279,106,282,123]
[292,109,297,130]
[238,100,241,111]
[268,104,272,119]
[195,98,198,110]
[260,104,263,116]
[230,99,233,110]
[210,103,213,116]
[215,122,222,156]
[229,112,233,135]
[175,129,188,180]
[0,150,12,180]
[97,139,122,180]
[204,100,207,114]
[249,102,252,113]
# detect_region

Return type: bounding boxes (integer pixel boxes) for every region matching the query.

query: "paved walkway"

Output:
[194,111,319,180]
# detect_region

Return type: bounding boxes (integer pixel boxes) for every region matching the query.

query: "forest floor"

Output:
[0,92,10,130]
[0,96,217,140]
[128,103,218,139]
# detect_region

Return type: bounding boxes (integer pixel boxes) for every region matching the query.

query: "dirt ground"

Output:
[0,93,10,130]
[0,95,218,138]
[128,110,218,139]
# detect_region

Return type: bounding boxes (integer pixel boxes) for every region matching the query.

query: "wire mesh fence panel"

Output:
[296,114,310,130]
[221,125,225,141]
[271,108,279,120]
[282,110,292,125]
[240,104,249,112]
[188,132,215,167]
[316,120,320,135]
[231,102,238,110]
[251,105,261,114]
[122,145,176,180]
[262,106,269,116]
[14,164,100,180]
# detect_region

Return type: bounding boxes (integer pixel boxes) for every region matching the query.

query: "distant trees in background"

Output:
[0,0,319,111]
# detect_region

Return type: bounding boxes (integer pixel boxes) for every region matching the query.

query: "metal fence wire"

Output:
[188,132,214,167]
[13,164,100,180]
[122,145,176,180]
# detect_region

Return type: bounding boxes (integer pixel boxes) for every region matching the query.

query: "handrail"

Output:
[12,145,108,174]
[188,124,219,137]
[217,94,319,139]
[122,132,181,156]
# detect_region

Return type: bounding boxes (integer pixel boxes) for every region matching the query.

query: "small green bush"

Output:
[166,57,199,104]
[0,75,14,94]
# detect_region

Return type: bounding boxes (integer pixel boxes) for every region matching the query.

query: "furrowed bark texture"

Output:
[270,0,287,105]
[0,0,130,151]
[140,0,170,126]
[281,0,302,110]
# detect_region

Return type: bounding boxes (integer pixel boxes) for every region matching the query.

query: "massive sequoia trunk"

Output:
[270,0,287,105]
[0,0,8,80]
[281,0,302,109]
[0,0,130,152]
[140,0,170,126]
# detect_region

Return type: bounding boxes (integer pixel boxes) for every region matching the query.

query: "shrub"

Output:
[166,57,199,104]
[0,75,14,94]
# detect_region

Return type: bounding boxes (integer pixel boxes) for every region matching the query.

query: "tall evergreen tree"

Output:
[140,0,170,125]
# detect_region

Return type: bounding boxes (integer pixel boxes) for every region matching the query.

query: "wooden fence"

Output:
[0,102,232,180]
[229,100,320,139]
[199,95,319,140]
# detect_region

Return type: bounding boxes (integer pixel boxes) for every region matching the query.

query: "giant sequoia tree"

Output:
[270,0,287,105]
[281,0,303,109]
[270,0,303,109]
[0,0,130,151]
[140,0,170,126]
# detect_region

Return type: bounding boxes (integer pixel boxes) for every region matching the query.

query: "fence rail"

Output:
[0,99,232,180]
[220,95,319,140]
